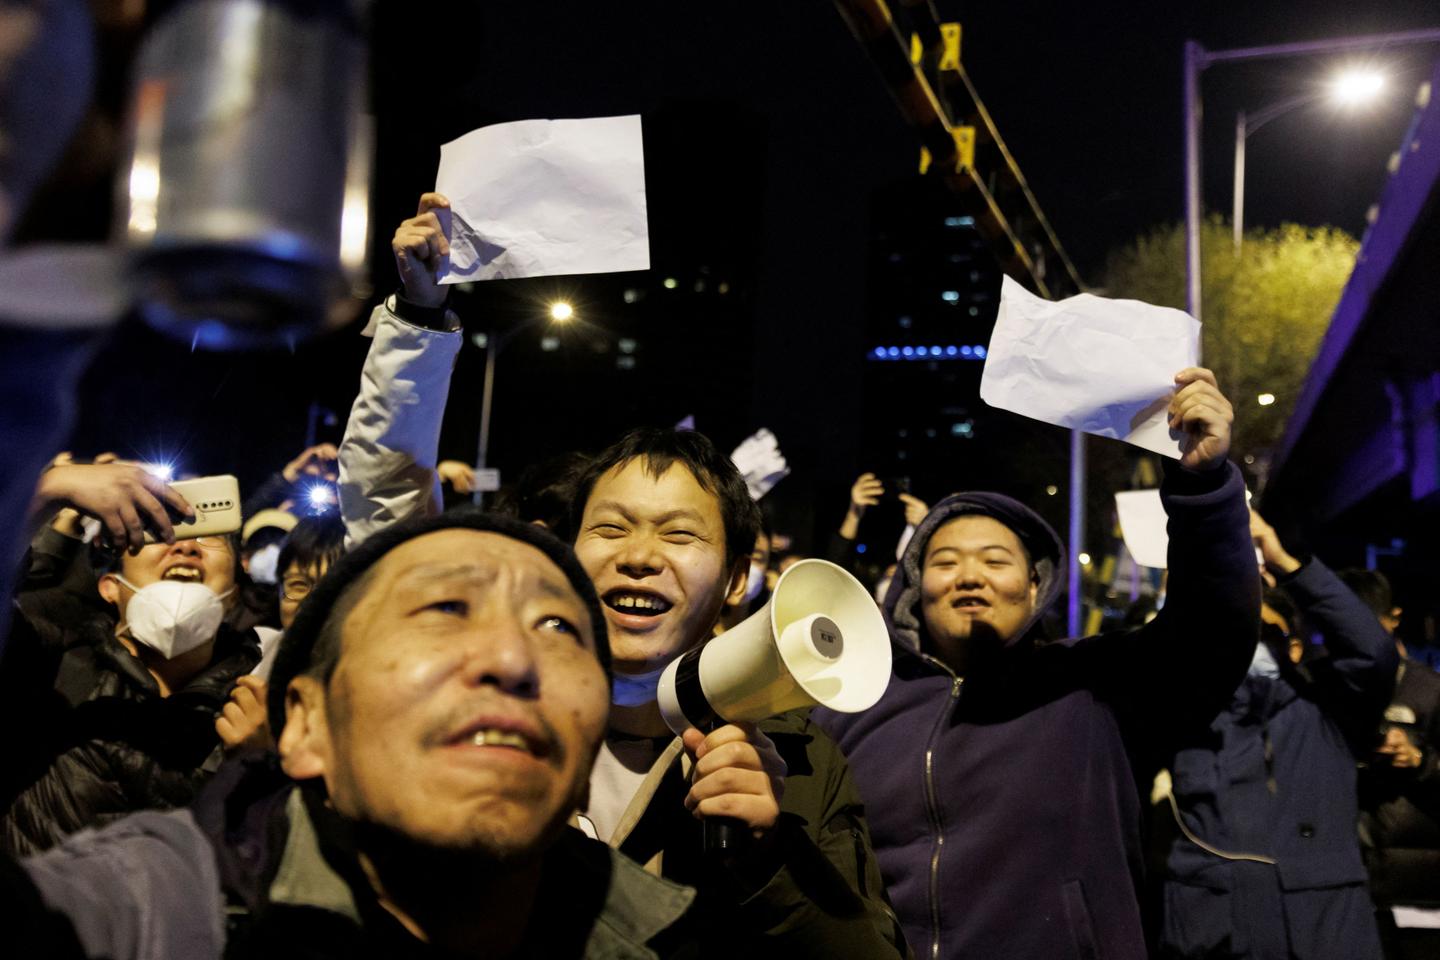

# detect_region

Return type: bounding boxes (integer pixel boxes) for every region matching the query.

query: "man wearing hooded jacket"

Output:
[814,368,1259,960]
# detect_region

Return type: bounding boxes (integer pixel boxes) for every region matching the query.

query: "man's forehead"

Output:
[589,458,721,518]
[375,530,574,593]
[930,514,1025,551]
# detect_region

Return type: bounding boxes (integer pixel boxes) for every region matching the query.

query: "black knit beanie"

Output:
[266,509,608,736]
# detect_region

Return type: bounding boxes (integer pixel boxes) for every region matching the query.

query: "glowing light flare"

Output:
[1257,393,1276,406]
[1078,552,1092,566]
[127,159,160,235]
[307,484,336,512]
[339,186,370,273]
[549,301,574,322]
[1331,70,1385,106]
[143,462,175,482]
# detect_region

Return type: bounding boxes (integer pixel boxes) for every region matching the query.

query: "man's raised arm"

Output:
[338,193,462,548]
[1098,368,1261,730]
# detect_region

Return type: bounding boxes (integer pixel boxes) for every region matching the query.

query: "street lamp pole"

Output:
[471,301,576,506]
[1183,40,1204,325]
[473,340,499,506]
[1232,92,1327,254]
[1182,27,1440,321]
[1232,110,1246,255]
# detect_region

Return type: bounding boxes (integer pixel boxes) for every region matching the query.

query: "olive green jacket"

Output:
[604,711,909,959]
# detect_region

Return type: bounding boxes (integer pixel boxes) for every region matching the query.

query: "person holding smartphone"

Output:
[0,462,263,855]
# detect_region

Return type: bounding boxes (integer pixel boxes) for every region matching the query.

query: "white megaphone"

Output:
[657,559,892,735]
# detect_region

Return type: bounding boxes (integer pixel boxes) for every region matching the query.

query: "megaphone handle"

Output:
[699,714,749,857]
[703,815,747,856]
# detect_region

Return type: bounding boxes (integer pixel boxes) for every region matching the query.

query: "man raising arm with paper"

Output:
[333,195,906,959]
[814,365,1259,960]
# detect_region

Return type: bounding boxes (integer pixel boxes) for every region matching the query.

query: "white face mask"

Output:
[115,576,231,660]
[611,663,669,708]
[742,560,767,605]
[247,543,282,585]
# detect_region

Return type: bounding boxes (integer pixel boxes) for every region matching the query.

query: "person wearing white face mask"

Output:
[714,525,773,636]
[1,467,263,857]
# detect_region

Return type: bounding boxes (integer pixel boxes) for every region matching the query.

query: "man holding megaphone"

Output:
[568,428,906,958]
[334,199,907,957]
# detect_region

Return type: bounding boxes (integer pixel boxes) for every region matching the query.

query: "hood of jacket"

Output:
[885,490,1065,657]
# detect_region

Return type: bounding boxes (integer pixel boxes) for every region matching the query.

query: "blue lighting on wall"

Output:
[866,345,989,362]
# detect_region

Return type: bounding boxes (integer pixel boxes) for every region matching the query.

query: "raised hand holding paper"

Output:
[980,276,1201,458]
[434,115,649,283]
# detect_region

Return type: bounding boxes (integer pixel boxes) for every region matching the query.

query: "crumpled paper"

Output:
[434,115,649,283]
[980,276,1200,458]
[730,428,790,501]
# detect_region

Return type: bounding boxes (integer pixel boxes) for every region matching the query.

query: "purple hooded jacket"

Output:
[814,461,1259,960]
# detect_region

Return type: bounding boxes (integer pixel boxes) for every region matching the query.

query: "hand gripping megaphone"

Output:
[657,558,891,854]
[657,558,892,735]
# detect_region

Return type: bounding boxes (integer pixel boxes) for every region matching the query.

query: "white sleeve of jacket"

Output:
[338,299,462,550]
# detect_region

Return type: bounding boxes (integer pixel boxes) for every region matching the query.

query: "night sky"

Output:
[63,0,1440,555]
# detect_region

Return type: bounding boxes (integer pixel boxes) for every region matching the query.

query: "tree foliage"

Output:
[1102,217,1359,461]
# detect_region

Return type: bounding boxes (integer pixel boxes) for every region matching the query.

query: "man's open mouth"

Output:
[446,718,550,759]
[162,565,204,582]
[603,590,674,618]
[469,728,535,753]
[952,596,990,609]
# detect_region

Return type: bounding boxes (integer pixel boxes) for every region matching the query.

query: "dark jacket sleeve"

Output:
[1281,558,1399,748]
[1087,461,1260,743]
[241,472,295,518]
[731,715,909,958]
[1411,670,1440,818]
[21,527,98,605]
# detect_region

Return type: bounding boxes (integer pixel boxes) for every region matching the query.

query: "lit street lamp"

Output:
[1181,28,1440,323]
[1232,70,1386,253]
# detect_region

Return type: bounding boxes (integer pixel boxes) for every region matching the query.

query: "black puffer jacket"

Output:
[1360,658,1440,908]
[0,599,259,857]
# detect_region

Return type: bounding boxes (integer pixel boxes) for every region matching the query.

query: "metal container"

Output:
[116,0,370,348]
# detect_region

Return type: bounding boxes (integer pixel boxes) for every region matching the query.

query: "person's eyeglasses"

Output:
[282,578,315,602]
[189,536,232,549]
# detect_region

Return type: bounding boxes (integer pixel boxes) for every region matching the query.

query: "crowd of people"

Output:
[0,193,1435,960]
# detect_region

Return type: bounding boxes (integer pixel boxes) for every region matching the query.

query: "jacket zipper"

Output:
[921,660,963,960]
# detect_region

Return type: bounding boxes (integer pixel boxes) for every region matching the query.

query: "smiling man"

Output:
[9,511,697,959]
[1,465,262,855]
[568,428,904,958]
[815,368,1261,960]
[329,199,903,957]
